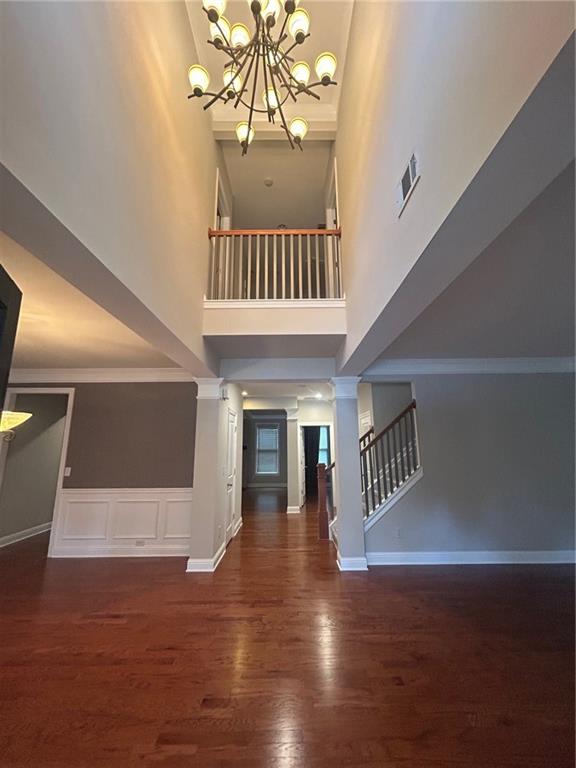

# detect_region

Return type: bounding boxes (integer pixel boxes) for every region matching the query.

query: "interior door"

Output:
[225,409,237,543]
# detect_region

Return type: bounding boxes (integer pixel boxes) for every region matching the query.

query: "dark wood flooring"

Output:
[0,491,573,767]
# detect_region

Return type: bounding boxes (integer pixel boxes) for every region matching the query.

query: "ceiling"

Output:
[238,381,333,398]
[380,164,575,360]
[185,0,354,140]
[1,233,175,369]
[221,139,332,227]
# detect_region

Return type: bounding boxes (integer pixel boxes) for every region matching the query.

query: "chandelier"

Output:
[187,0,338,155]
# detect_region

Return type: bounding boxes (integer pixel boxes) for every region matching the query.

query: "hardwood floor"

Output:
[0,494,573,767]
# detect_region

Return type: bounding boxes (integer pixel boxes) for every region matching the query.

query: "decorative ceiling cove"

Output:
[185,0,354,140]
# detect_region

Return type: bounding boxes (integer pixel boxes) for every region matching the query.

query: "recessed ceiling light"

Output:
[241,390,248,397]
[264,177,273,187]
[314,392,322,399]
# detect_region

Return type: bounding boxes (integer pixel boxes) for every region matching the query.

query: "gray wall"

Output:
[371,383,413,434]
[366,373,575,554]
[243,410,287,488]
[0,393,68,537]
[15,382,197,488]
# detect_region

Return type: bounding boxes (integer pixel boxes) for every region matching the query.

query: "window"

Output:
[318,426,330,466]
[256,424,279,475]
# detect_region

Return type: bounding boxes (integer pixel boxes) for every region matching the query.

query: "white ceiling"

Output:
[239,381,333,398]
[221,139,332,227]
[380,165,575,361]
[1,233,175,369]
[185,0,354,139]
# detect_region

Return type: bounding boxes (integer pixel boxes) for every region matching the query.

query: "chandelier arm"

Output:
[274,63,299,103]
[277,13,289,44]
[267,54,294,149]
[244,25,262,156]
[260,28,274,124]
[203,41,255,111]
[233,47,258,109]
[275,36,309,69]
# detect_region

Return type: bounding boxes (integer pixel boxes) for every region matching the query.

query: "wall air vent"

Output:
[396,153,420,217]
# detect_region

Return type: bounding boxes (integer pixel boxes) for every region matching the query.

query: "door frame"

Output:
[298,421,335,506]
[225,406,238,544]
[1,387,75,554]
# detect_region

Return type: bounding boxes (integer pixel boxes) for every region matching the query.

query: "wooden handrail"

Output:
[208,227,341,238]
[360,400,417,456]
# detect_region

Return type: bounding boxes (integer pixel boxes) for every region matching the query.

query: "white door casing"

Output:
[225,408,237,543]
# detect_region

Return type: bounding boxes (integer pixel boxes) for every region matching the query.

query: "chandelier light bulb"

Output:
[263,87,280,111]
[188,65,210,96]
[223,65,242,95]
[209,16,230,46]
[230,23,250,48]
[202,0,227,22]
[289,117,308,143]
[236,121,255,146]
[288,8,309,43]
[315,52,337,83]
[291,60,310,87]
[262,0,281,25]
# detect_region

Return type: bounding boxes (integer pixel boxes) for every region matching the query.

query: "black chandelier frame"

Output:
[188,0,337,155]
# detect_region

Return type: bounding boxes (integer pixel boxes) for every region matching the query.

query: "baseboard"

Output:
[0,522,52,549]
[366,550,576,566]
[232,516,243,537]
[337,553,368,571]
[286,506,301,514]
[51,544,189,558]
[186,541,226,573]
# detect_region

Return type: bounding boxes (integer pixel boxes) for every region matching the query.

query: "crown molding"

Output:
[331,376,361,398]
[363,357,576,377]
[195,378,224,399]
[9,368,196,384]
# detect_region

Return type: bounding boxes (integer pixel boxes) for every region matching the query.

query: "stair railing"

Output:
[359,425,375,450]
[317,461,336,540]
[207,228,342,300]
[360,400,420,518]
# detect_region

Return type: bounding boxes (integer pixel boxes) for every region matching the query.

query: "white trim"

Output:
[337,553,368,571]
[363,358,576,377]
[186,541,226,572]
[286,505,301,514]
[9,368,195,384]
[51,488,194,558]
[0,521,52,549]
[331,376,361,398]
[366,550,576,566]
[204,298,346,309]
[232,516,243,537]
[397,174,421,218]
[364,467,424,532]
[195,378,224,399]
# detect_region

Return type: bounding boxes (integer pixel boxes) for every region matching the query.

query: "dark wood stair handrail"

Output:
[360,400,417,456]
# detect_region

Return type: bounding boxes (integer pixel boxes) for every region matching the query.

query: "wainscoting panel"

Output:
[51,488,193,557]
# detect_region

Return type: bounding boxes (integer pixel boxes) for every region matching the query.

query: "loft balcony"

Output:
[203,228,346,357]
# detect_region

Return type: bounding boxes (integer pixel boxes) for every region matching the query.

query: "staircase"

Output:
[317,400,423,542]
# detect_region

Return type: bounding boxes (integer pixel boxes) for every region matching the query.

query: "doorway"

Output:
[0,388,74,549]
[301,424,331,501]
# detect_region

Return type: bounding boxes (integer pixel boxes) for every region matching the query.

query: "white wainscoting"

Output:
[50,488,193,557]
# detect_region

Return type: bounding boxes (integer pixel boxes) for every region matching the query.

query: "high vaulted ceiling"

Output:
[1,234,175,369]
[185,0,354,140]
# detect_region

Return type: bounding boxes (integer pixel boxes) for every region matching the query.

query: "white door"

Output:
[225,409,237,543]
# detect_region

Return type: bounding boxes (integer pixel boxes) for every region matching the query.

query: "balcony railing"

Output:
[207,228,342,300]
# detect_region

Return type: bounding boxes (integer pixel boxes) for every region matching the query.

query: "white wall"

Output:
[1,1,222,375]
[371,383,413,435]
[336,2,574,371]
[366,374,575,556]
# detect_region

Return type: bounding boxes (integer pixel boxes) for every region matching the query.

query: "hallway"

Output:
[0,504,573,767]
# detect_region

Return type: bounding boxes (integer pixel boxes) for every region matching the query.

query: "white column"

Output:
[331,377,367,571]
[286,408,300,513]
[187,378,227,572]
